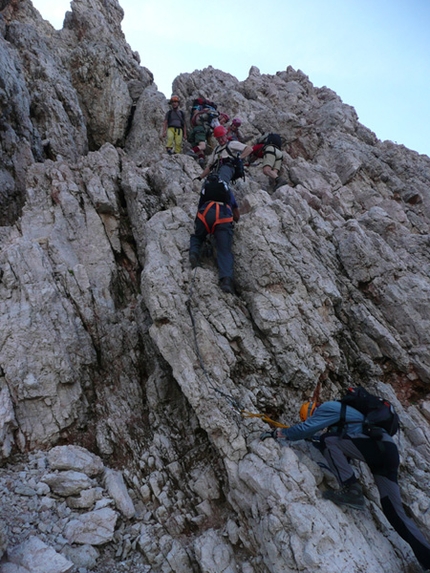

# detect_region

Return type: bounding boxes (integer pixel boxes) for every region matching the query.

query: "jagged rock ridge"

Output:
[0,0,430,572]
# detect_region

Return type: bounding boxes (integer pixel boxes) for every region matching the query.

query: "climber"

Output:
[219,113,230,126]
[186,99,220,167]
[162,95,187,155]
[189,174,240,295]
[226,118,244,142]
[197,125,253,185]
[249,133,287,190]
[262,399,430,571]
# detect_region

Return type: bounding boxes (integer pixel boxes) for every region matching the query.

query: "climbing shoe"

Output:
[189,253,199,269]
[274,177,287,190]
[219,277,235,294]
[322,483,365,510]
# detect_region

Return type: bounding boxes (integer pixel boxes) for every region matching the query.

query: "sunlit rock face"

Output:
[0,1,429,571]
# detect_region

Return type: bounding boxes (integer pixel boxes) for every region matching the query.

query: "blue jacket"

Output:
[279,401,365,441]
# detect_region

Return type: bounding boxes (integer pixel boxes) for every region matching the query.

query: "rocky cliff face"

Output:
[1,1,430,572]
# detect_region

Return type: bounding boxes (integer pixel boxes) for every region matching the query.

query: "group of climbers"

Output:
[169,89,430,572]
[162,93,288,295]
[189,125,254,294]
[174,93,430,571]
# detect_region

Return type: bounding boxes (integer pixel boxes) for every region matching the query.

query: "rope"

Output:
[240,411,289,428]
[186,269,288,428]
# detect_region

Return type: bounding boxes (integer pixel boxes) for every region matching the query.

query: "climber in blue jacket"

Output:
[262,400,430,571]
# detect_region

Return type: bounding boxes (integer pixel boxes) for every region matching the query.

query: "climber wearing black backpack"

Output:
[189,171,240,295]
[261,386,430,571]
[197,125,253,186]
[249,132,287,190]
[161,95,187,155]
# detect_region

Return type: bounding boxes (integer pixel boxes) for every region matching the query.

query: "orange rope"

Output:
[240,411,289,428]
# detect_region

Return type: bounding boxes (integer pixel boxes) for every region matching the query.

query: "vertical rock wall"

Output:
[0,1,429,571]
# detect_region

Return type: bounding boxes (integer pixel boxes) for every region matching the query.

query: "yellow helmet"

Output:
[299,401,316,421]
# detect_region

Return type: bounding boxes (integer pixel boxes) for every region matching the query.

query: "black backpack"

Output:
[256,132,283,149]
[338,386,400,439]
[200,173,230,204]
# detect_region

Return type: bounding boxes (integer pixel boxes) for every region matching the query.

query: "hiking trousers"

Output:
[321,434,430,569]
[166,127,183,154]
[190,203,234,280]
[215,164,235,186]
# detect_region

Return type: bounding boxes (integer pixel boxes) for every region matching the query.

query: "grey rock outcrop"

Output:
[0,0,429,572]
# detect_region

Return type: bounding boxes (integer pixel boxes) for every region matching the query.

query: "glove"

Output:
[193,176,202,181]
[259,429,277,441]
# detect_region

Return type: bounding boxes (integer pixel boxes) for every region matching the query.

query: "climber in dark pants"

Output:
[263,400,430,571]
[189,176,240,295]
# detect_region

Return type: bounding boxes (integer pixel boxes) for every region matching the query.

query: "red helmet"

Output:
[232,118,241,127]
[213,125,227,138]
[219,113,230,123]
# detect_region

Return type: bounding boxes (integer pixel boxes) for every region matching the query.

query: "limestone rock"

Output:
[0,0,430,572]
[47,444,104,476]
[41,470,94,496]
[64,507,118,545]
[6,536,74,573]
[103,468,135,518]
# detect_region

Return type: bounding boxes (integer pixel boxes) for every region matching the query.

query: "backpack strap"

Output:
[330,402,347,437]
[262,144,279,157]
[167,109,185,128]
[210,144,227,171]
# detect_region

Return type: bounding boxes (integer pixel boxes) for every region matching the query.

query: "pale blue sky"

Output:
[33,0,430,157]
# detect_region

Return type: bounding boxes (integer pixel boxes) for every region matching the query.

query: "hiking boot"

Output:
[166,148,174,155]
[322,483,365,510]
[189,253,199,269]
[219,277,235,294]
[274,177,287,190]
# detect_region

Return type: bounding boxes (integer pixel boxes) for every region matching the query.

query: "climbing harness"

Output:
[186,270,288,429]
[197,202,233,234]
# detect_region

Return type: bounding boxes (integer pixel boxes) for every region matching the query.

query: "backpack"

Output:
[339,386,400,439]
[200,173,230,204]
[190,98,218,125]
[256,132,283,149]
